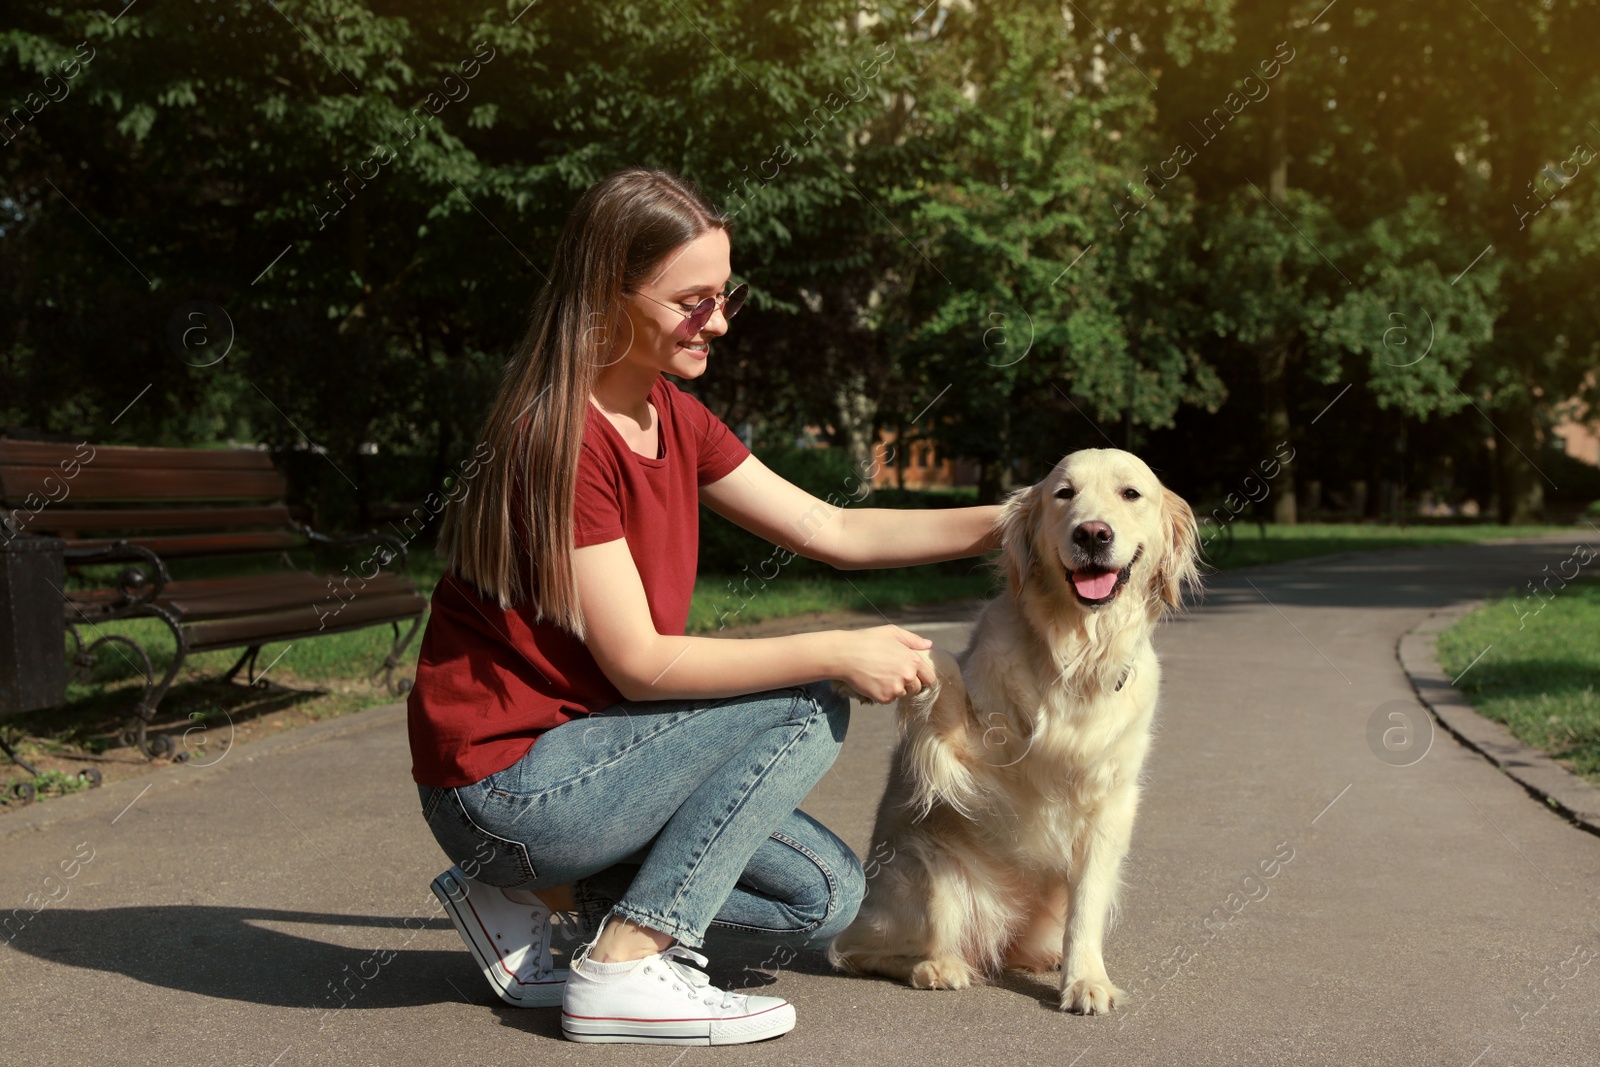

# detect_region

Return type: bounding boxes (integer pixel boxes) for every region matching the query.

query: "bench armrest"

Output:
[294,523,411,571]
[62,540,172,609]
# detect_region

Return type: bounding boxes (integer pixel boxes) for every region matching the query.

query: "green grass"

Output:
[1437,575,1600,786]
[0,768,97,803]
[1195,520,1577,571]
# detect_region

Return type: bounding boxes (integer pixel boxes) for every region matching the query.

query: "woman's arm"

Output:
[699,454,1003,570]
[826,503,1003,569]
[574,539,936,703]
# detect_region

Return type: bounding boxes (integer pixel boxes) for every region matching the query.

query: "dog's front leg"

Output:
[1059,785,1136,1014]
[896,649,984,818]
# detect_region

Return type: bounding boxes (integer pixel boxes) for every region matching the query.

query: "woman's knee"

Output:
[805,843,865,946]
[775,819,865,946]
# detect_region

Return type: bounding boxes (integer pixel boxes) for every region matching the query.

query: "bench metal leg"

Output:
[0,724,101,813]
[221,645,263,685]
[0,734,41,777]
[371,616,422,695]
[69,604,188,762]
[0,734,103,798]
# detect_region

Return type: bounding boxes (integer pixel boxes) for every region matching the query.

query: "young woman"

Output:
[409,167,1002,1046]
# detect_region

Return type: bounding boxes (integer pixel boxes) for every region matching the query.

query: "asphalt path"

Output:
[3,536,1597,1066]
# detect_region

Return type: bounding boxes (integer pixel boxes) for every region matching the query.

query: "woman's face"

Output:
[608,227,732,381]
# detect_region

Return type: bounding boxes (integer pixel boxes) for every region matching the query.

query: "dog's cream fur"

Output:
[828,448,1201,1013]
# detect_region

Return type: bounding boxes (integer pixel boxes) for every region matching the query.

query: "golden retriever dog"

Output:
[828,448,1201,1014]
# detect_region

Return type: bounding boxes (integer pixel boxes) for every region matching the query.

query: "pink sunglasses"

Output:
[628,283,748,340]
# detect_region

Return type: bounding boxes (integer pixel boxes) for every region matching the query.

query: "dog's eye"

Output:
[1054,486,1076,501]
[1121,487,1142,501]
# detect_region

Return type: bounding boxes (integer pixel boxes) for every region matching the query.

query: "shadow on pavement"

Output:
[487,1004,567,1040]
[17,908,1017,1022]
[9,905,473,1013]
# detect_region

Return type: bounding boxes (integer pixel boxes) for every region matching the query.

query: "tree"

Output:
[1143,0,1600,522]
[862,0,1228,503]
[1,0,912,523]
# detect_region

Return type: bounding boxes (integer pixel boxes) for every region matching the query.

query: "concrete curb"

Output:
[1397,600,1600,835]
[0,698,407,842]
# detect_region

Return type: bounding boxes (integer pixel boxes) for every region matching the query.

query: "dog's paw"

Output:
[1060,974,1125,1015]
[832,664,941,710]
[831,679,875,705]
[909,956,976,990]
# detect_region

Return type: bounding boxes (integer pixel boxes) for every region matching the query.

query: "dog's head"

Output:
[998,448,1201,615]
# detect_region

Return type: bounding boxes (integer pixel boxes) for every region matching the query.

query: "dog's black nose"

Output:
[1073,521,1114,548]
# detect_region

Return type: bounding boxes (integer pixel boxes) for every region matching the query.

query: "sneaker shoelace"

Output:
[656,945,747,1011]
[517,906,556,981]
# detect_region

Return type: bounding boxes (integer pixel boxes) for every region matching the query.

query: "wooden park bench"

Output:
[0,439,427,768]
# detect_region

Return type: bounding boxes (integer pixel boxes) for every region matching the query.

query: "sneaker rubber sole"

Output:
[430,867,567,1007]
[561,1001,797,1045]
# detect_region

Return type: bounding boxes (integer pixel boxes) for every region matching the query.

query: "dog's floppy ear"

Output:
[1155,485,1202,609]
[997,483,1041,598]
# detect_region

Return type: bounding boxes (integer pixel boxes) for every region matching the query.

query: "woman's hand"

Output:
[832,625,939,704]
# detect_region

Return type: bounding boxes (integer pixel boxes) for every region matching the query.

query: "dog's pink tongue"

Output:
[1072,569,1118,600]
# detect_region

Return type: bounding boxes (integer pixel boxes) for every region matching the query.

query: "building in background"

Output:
[793,425,980,491]
[869,428,980,490]
[1553,404,1598,467]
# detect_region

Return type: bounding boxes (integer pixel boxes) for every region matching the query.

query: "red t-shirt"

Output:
[406,375,751,787]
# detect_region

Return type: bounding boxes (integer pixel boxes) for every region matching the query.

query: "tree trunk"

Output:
[1122,328,1138,449]
[892,419,906,489]
[424,317,454,503]
[1493,397,1545,524]
[976,405,1015,505]
[833,368,878,498]
[977,459,1005,506]
[1395,417,1408,525]
[1268,63,1288,200]
[1259,339,1298,524]
[1261,46,1296,524]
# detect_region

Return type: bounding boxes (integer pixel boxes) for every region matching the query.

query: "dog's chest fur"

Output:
[950,599,1161,871]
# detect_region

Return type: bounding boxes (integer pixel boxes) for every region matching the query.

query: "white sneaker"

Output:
[430,866,568,1007]
[562,938,796,1045]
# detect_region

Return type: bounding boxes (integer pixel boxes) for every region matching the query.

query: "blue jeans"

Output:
[417,680,864,952]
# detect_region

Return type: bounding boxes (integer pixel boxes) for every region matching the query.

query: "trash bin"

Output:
[0,535,67,716]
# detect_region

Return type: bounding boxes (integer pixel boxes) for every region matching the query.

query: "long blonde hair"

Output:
[439,167,732,638]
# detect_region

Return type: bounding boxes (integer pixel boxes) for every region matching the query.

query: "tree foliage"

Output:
[2,0,1597,527]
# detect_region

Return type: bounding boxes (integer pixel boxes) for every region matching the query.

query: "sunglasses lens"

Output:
[680,285,749,339]
[684,300,716,337]
[724,284,748,320]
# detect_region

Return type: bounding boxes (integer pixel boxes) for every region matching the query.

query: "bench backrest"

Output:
[0,439,303,558]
